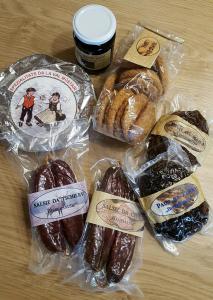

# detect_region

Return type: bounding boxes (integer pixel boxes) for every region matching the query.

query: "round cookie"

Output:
[118,68,145,82]
[117,69,163,101]
[95,73,117,128]
[153,55,168,92]
[106,88,134,135]
[113,100,128,139]
[121,93,149,140]
[129,101,156,144]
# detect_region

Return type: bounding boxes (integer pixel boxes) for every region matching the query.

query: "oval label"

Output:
[164,120,206,152]
[151,183,198,216]
[96,199,144,232]
[136,37,160,56]
[30,187,87,221]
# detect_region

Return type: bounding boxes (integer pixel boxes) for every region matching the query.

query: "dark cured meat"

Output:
[137,159,209,241]
[34,163,66,252]
[33,159,85,252]
[106,231,136,283]
[51,160,85,249]
[85,166,137,283]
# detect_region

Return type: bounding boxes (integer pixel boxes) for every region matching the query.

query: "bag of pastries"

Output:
[93,24,184,144]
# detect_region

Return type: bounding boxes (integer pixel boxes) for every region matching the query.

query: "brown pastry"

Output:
[118,68,145,82]
[121,93,149,140]
[152,55,168,92]
[117,69,163,101]
[95,73,117,128]
[129,101,156,143]
[113,100,128,139]
[106,88,134,135]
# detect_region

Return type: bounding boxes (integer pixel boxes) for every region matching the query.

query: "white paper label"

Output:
[9,69,79,139]
[28,181,88,227]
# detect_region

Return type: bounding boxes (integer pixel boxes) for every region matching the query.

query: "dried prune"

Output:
[137,159,209,241]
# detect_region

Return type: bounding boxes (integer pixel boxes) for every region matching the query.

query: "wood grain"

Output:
[0,0,213,299]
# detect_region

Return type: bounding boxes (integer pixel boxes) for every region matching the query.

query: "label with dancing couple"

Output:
[9,69,79,138]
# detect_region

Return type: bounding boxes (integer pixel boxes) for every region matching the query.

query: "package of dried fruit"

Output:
[66,158,144,296]
[124,94,213,254]
[93,23,184,144]
[146,93,212,170]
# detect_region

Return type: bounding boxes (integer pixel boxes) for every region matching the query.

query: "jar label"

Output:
[9,69,78,139]
[139,175,205,224]
[86,191,144,237]
[75,47,111,70]
[151,114,209,163]
[28,181,89,227]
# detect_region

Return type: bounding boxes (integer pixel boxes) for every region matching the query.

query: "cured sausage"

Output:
[85,166,137,283]
[33,159,85,252]
[34,163,66,252]
[51,160,85,248]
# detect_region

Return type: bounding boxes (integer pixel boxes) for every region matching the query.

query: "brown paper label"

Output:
[151,114,208,162]
[86,191,144,237]
[124,28,168,68]
[139,174,205,224]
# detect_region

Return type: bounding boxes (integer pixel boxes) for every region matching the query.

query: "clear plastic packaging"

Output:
[93,24,184,144]
[0,54,94,273]
[0,54,96,152]
[12,146,89,274]
[65,158,144,297]
[148,92,212,169]
[124,94,212,255]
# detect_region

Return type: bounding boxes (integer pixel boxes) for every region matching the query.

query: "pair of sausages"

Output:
[84,166,137,284]
[33,159,84,252]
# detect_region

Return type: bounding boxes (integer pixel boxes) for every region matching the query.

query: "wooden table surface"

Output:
[0,1,213,299]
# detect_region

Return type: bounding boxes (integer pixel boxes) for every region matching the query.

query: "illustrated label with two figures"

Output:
[9,69,79,138]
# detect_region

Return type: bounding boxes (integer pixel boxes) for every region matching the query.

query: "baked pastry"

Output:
[94,55,167,144]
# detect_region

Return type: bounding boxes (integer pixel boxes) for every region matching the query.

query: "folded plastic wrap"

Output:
[0,54,96,152]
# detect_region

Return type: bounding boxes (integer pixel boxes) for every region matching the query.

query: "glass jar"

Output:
[73,4,116,72]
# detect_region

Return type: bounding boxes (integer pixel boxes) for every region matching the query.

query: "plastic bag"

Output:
[124,138,212,255]
[93,24,184,144]
[65,158,144,297]
[148,93,212,170]
[11,146,89,274]
[0,54,94,273]
[0,54,96,152]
